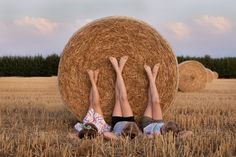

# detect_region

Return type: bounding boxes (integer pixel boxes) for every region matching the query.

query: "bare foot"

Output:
[87,69,94,82]
[152,63,160,80]
[144,64,153,80]
[144,64,151,73]
[119,56,128,72]
[94,69,99,84]
[109,57,119,72]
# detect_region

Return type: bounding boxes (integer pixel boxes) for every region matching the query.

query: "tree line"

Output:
[0,54,59,76]
[0,54,235,78]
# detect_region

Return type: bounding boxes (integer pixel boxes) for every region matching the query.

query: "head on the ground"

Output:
[160,120,182,136]
[122,122,140,139]
[78,123,98,139]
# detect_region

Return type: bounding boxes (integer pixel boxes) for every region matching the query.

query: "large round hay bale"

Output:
[178,60,207,92]
[58,16,178,124]
[206,68,214,82]
[213,71,219,79]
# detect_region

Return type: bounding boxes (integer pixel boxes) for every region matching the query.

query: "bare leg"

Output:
[93,69,100,106]
[87,69,103,116]
[111,56,128,116]
[143,84,153,118]
[112,57,122,117]
[112,64,122,116]
[110,56,133,117]
[88,70,94,109]
[144,64,159,118]
[144,64,162,120]
[151,64,162,120]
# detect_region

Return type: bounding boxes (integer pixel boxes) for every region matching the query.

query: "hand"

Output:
[103,132,118,140]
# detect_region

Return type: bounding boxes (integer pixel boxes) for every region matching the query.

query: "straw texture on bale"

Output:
[178,60,207,92]
[213,71,219,79]
[206,68,214,82]
[58,16,178,124]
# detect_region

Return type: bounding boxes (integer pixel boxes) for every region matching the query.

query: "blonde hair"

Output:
[122,122,140,139]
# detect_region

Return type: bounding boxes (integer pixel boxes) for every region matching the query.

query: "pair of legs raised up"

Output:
[87,69,103,116]
[68,70,103,140]
[109,56,133,117]
[143,64,163,120]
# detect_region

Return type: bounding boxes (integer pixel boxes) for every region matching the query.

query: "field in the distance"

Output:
[0,77,235,157]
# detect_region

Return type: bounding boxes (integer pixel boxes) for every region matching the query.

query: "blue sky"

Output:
[0,0,235,57]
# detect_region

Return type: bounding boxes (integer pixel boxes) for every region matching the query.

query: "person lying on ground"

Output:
[141,63,193,139]
[103,56,141,140]
[67,69,111,139]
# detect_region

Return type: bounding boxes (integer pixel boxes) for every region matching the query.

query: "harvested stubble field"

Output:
[0,77,235,157]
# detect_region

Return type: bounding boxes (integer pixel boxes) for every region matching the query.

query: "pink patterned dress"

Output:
[74,108,111,134]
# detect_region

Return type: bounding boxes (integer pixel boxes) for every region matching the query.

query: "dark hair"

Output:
[160,120,182,136]
[78,123,98,139]
[122,122,140,139]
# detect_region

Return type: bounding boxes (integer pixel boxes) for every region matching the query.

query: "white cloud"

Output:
[168,22,190,40]
[14,16,57,34]
[195,15,232,33]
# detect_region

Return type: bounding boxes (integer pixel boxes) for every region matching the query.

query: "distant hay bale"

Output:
[58,16,178,124]
[213,71,219,79]
[178,60,207,92]
[206,68,214,82]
